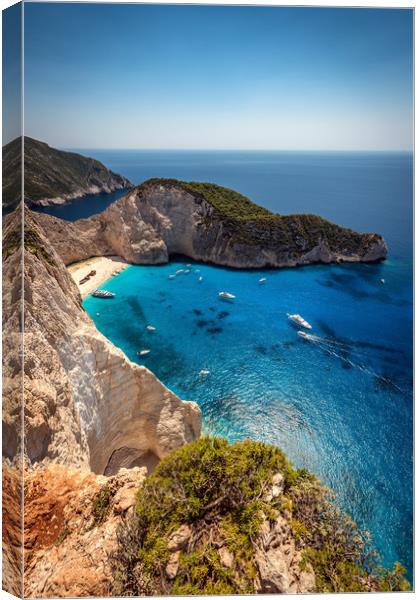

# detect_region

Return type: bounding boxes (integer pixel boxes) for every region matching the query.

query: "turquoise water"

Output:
[73,151,412,577]
[84,257,412,576]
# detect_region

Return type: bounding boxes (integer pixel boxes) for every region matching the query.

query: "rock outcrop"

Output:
[33,178,388,269]
[2,137,133,211]
[23,464,147,598]
[3,207,201,474]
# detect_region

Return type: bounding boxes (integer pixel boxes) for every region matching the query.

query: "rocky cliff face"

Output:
[2,137,133,211]
[2,206,201,596]
[3,208,201,475]
[34,179,387,268]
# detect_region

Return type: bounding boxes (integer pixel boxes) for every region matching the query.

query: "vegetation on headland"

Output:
[141,178,382,252]
[110,437,409,595]
[2,136,132,211]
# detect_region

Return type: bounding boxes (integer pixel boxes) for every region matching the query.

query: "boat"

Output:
[146,325,156,332]
[199,369,210,376]
[195,269,201,273]
[218,291,236,300]
[287,313,312,329]
[168,274,176,279]
[175,269,185,275]
[184,269,191,274]
[259,277,267,284]
[92,289,115,299]
[297,331,310,340]
[137,349,151,356]
[198,276,203,282]
[380,278,385,284]
[186,264,192,267]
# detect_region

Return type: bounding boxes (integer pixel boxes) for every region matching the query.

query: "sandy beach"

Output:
[68,256,129,298]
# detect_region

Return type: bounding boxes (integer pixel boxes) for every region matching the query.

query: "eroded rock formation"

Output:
[34,179,388,269]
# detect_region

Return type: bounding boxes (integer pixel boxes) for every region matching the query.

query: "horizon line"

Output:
[63,146,413,153]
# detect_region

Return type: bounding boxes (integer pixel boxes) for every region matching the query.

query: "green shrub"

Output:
[110,437,410,595]
[91,485,112,528]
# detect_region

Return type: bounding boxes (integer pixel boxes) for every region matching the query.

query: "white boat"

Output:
[380,278,385,284]
[199,369,210,376]
[297,331,310,340]
[287,313,312,330]
[219,291,236,300]
[137,349,151,356]
[184,269,191,274]
[195,269,201,273]
[186,264,192,267]
[92,289,115,299]
[198,276,203,282]
[259,277,267,284]
[168,274,176,279]
[176,269,185,275]
[146,325,156,332]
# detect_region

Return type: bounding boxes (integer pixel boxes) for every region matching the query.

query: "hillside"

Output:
[33,178,387,269]
[2,136,132,211]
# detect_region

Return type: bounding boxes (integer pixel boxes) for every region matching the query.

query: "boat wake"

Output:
[298,332,404,393]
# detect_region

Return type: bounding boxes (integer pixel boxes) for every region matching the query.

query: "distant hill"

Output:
[2,136,132,211]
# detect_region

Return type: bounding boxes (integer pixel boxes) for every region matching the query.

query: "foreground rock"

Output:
[34,178,387,268]
[2,136,133,211]
[23,464,147,597]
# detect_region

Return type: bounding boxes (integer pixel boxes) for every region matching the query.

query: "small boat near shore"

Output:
[146,325,156,332]
[137,349,151,356]
[287,313,312,329]
[259,277,267,284]
[199,369,210,376]
[219,291,236,300]
[92,289,115,299]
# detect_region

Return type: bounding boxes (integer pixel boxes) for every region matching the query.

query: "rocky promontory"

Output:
[33,178,387,268]
[2,137,133,211]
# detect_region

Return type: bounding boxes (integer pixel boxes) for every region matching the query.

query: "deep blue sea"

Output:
[40,150,413,578]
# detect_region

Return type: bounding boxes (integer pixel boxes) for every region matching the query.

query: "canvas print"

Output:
[2,2,413,597]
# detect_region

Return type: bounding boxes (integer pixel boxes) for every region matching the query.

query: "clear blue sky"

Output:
[21,3,413,150]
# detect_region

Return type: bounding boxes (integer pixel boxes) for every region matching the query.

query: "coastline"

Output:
[68,255,129,298]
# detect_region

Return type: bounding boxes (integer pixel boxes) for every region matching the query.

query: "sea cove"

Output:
[84,255,412,578]
[77,150,413,578]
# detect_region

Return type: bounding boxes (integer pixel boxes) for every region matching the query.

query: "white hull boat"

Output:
[137,349,151,356]
[219,291,236,300]
[297,331,311,340]
[92,289,115,299]
[287,313,312,329]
